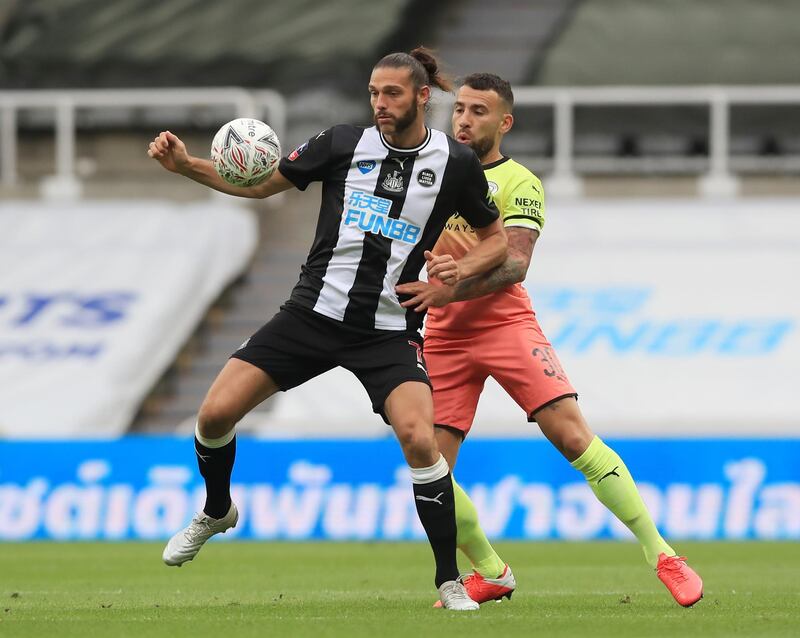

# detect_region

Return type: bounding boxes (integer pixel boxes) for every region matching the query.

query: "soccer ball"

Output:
[211,118,281,186]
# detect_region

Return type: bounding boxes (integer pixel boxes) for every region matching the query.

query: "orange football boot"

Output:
[656,553,703,607]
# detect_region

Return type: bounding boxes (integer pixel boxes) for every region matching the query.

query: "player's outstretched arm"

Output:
[147,130,293,199]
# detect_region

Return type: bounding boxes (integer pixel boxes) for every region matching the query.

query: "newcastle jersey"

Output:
[278,124,498,331]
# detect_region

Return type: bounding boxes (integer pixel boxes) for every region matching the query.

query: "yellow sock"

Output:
[453,477,506,578]
[571,436,675,568]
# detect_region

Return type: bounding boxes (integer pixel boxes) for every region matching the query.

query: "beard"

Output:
[374,102,418,135]
[468,135,494,161]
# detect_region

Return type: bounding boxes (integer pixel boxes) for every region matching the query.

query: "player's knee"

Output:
[538,403,594,461]
[197,400,238,439]
[560,429,592,460]
[554,415,594,460]
[394,419,435,458]
[395,427,428,455]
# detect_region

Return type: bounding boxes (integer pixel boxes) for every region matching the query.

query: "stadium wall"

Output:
[0,200,258,437]
[261,197,800,437]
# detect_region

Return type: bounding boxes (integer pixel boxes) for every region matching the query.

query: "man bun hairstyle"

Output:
[409,47,454,93]
[462,72,514,110]
[375,46,454,93]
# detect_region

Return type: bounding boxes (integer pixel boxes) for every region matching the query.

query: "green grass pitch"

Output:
[1,541,797,637]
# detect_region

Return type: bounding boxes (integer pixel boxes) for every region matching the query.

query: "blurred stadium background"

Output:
[1,0,799,634]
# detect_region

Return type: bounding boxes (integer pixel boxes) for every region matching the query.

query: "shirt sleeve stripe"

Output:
[504,214,542,224]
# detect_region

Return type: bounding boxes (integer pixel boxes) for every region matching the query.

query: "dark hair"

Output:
[461,72,514,110]
[374,46,454,93]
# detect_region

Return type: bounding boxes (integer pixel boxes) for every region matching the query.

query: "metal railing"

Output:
[432,85,800,197]
[0,88,286,197]
[2,85,800,199]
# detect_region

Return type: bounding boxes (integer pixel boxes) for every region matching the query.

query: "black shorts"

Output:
[230,303,431,422]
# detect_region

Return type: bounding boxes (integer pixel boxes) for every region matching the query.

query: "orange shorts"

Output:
[424,318,577,437]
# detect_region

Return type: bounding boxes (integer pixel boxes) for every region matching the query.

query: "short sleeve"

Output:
[502,174,545,232]
[277,127,335,191]
[455,151,499,229]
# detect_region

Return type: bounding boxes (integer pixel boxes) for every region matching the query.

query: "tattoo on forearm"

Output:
[454,258,526,301]
[452,227,537,302]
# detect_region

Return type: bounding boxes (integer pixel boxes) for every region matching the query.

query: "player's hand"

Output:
[396,280,455,312]
[425,250,460,285]
[147,131,191,174]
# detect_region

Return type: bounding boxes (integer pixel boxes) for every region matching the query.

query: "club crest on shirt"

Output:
[357,160,376,174]
[487,180,499,195]
[382,170,404,193]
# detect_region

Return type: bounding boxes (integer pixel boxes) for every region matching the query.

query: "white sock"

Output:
[194,423,235,448]
[409,454,450,484]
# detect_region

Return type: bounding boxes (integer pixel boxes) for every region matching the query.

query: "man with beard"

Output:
[396,73,704,608]
[146,48,507,611]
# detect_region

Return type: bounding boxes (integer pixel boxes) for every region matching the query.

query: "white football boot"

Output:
[162,502,238,566]
[437,578,480,611]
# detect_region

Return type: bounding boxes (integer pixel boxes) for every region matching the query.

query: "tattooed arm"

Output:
[451,226,537,301]
[397,227,538,311]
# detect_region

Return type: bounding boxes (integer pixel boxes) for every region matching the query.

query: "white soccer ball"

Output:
[211,118,281,186]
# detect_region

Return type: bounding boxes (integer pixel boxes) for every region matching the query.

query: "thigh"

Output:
[483,321,577,422]
[343,331,432,422]
[231,306,336,391]
[201,357,280,428]
[383,379,435,430]
[425,334,486,437]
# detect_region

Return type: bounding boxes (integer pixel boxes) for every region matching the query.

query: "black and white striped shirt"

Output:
[278,124,498,332]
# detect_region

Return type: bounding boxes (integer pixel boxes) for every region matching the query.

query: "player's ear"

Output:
[419,85,431,108]
[501,113,514,134]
